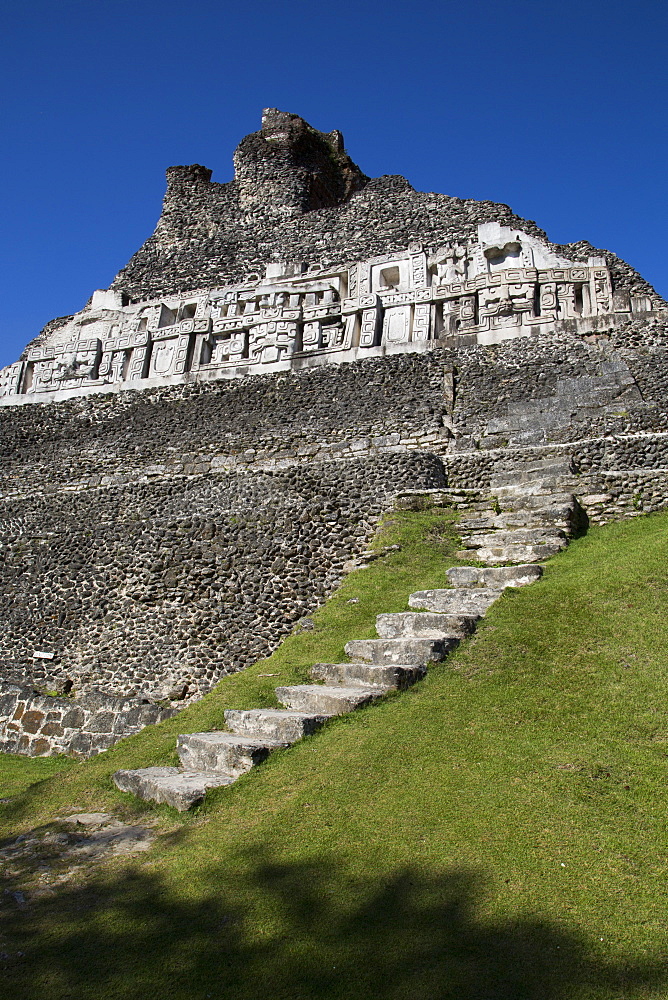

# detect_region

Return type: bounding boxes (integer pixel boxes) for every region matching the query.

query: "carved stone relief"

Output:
[0,225,647,402]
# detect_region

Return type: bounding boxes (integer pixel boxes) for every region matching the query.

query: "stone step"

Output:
[458,506,574,533]
[446,564,543,589]
[493,477,578,497]
[344,636,456,665]
[490,460,573,487]
[496,492,576,511]
[310,661,425,690]
[408,588,502,615]
[375,611,475,639]
[455,539,566,565]
[176,731,288,776]
[456,514,499,531]
[224,708,330,742]
[275,684,383,715]
[460,528,566,549]
[112,766,235,811]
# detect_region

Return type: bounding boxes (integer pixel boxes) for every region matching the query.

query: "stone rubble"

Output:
[113,483,581,810]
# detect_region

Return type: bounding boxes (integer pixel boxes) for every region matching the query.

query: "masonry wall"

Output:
[4,314,668,755]
[0,454,445,708]
[0,683,175,757]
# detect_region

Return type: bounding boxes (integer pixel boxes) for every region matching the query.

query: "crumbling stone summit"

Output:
[2,109,663,405]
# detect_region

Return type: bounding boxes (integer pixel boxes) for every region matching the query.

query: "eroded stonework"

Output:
[3,109,662,405]
[2,109,668,757]
[2,224,657,405]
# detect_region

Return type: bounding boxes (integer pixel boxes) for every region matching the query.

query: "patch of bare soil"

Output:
[0,811,155,909]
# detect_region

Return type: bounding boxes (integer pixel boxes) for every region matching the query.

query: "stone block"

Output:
[446,565,543,588]
[408,588,502,615]
[69,731,93,756]
[89,734,118,753]
[375,612,472,639]
[41,721,65,737]
[460,528,566,549]
[61,707,86,728]
[176,732,287,776]
[459,541,564,565]
[224,709,329,742]
[275,684,383,716]
[112,767,234,811]
[310,662,425,690]
[86,711,116,734]
[21,710,45,734]
[344,637,456,665]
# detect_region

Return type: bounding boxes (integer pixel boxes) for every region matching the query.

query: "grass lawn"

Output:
[2,503,668,999]
[0,754,74,799]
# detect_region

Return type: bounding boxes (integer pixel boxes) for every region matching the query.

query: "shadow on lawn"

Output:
[2,850,666,1000]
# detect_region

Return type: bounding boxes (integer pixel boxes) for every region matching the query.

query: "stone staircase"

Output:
[112,482,584,811]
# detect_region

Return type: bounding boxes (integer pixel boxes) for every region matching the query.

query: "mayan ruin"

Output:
[1,108,667,763]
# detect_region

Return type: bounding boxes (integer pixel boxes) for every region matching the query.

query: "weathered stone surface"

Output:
[375,612,473,639]
[176,731,287,776]
[0,681,175,758]
[408,588,503,615]
[60,812,113,825]
[458,505,575,533]
[2,110,668,765]
[446,565,543,589]
[344,637,456,665]
[456,540,565,565]
[310,662,425,691]
[460,528,566,549]
[224,708,330,742]
[112,766,234,810]
[0,450,444,720]
[275,684,382,715]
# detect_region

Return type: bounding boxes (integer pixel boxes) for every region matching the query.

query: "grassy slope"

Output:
[3,507,668,999]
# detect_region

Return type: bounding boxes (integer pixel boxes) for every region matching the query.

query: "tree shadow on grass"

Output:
[1,850,666,1000]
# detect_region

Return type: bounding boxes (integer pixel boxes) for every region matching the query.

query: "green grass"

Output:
[0,754,73,799]
[3,505,668,999]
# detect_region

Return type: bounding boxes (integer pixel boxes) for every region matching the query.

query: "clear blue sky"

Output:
[1,0,666,368]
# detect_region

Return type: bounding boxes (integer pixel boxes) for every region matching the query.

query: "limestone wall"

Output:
[0,454,445,707]
[3,314,668,755]
[0,683,175,757]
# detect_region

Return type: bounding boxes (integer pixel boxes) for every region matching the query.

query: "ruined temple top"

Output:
[2,110,664,404]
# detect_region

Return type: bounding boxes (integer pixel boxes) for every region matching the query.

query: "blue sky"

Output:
[1,0,666,367]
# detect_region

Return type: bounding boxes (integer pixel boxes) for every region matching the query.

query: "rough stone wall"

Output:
[450,318,668,441]
[4,314,668,683]
[0,453,445,708]
[0,352,452,492]
[0,683,175,757]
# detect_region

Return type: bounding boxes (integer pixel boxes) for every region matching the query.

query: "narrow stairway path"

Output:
[113,482,584,810]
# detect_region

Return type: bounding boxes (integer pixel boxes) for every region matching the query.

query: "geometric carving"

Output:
[0,362,23,398]
[412,302,431,342]
[302,321,322,351]
[360,300,381,348]
[0,225,644,402]
[383,306,410,344]
[210,329,248,365]
[248,321,297,364]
